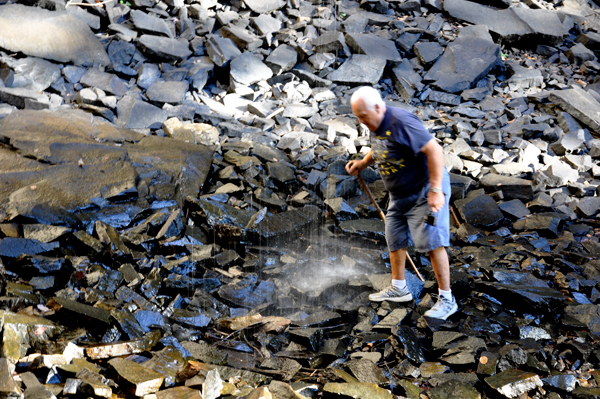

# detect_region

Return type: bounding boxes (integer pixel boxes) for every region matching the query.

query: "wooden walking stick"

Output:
[357,175,425,282]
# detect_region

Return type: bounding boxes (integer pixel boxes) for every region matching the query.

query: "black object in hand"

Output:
[424,211,437,226]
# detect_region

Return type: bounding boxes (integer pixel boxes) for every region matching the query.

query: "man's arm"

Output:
[421,139,445,212]
[345,151,374,176]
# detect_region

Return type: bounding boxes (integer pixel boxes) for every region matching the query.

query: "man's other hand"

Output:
[428,191,445,213]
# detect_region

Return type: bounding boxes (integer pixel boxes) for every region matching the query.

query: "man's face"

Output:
[352,99,385,132]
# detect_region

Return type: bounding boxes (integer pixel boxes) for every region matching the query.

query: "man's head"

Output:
[350,86,386,132]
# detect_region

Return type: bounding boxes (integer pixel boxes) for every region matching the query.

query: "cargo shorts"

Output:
[385,169,451,253]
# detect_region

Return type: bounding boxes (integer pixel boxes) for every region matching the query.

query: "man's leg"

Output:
[428,246,450,291]
[369,247,413,302]
[390,248,407,280]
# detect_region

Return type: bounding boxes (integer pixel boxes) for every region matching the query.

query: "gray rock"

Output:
[206,35,242,67]
[345,33,401,62]
[414,41,444,65]
[265,45,298,75]
[0,87,49,109]
[424,36,500,93]
[80,68,128,97]
[146,81,189,105]
[507,63,543,91]
[243,0,285,13]
[282,104,318,119]
[328,55,386,86]
[550,131,585,155]
[123,100,167,129]
[138,35,192,62]
[0,56,60,92]
[549,87,600,132]
[253,14,282,36]
[0,4,110,66]
[66,5,101,30]
[545,161,579,187]
[391,60,423,102]
[230,52,273,87]
[566,43,596,64]
[222,24,262,51]
[130,10,173,38]
[575,31,600,51]
[479,174,534,202]
[312,31,346,53]
[444,0,568,45]
[456,194,504,227]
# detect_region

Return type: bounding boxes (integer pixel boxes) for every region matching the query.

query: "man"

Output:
[345,86,457,320]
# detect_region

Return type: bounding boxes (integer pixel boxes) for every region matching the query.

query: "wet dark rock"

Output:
[0,238,59,258]
[478,269,565,313]
[393,326,425,364]
[344,359,387,384]
[323,382,393,399]
[246,205,321,245]
[485,369,543,398]
[456,194,504,227]
[426,379,480,399]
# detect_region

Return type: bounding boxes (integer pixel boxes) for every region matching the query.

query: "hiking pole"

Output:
[357,174,425,282]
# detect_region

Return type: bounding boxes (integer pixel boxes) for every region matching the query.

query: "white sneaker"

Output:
[424,296,458,320]
[369,285,413,302]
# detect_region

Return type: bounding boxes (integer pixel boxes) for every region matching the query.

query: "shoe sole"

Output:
[369,294,413,303]
[424,304,458,320]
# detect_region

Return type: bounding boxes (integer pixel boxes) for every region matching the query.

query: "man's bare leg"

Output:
[424,246,457,320]
[428,246,450,291]
[390,248,407,280]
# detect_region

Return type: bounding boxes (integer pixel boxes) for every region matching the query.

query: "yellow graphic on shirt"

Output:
[372,136,405,175]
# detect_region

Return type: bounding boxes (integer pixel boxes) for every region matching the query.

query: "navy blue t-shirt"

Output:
[370,107,433,198]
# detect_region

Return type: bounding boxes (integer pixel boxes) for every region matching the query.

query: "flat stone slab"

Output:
[230,52,273,86]
[138,34,192,61]
[345,33,401,62]
[549,87,600,132]
[0,4,110,66]
[424,36,500,93]
[327,54,386,85]
[444,0,568,46]
[243,0,285,13]
[108,358,164,397]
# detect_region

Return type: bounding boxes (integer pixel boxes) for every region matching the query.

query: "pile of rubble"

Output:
[1,0,600,396]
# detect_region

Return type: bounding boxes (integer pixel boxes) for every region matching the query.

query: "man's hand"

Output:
[428,191,445,213]
[345,159,364,176]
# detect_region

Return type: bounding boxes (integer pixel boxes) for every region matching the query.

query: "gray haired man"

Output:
[345,87,457,320]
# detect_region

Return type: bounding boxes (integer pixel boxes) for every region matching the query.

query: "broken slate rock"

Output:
[345,33,401,62]
[456,195,504,227]
[443,0,568,46]
[479,174,534,202]
[138,35,192,62]
[327,55,386,86]
[424,35,500,93]
[230,52,273,87]
[549,87,600,132]
[243,0,285,13]
[485,369,543,398]
[0,4,110,66]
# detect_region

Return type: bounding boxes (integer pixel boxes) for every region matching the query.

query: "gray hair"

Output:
[350,86,385,111]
